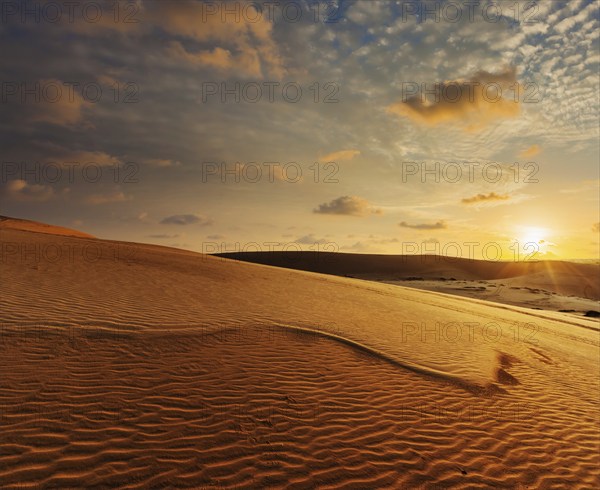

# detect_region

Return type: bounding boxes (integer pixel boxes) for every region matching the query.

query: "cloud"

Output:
[593,223,600,233]
[58,2,143,34]
[399,221,447,230]
[519,145,541,158]
[29,79,91,127]
[168,42,246,73]
[155,1,285,78]
[86,192,130,205]
[147,234,180,239]
[18,142,122,167]
[319,150,361,162]
[64,151,121,166]
[40,2,285,78]
[3,179,54,202]
[461,192,510,205]
[206,234,225,240]
[387,67,520,129]
[553,1,597,34]
[560,179,600,195]
[295,234,328,245]
[160,214,212,225]
[144,158,181,168]
[314,196,382,216]
[238,163,301,183]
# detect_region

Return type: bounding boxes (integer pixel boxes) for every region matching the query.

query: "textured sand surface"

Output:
[1,220,599,488]
[0,216,95,239]
[217,251,600,311]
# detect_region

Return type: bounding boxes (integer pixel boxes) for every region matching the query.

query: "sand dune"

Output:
[0,215,95,239]
[1,218,599,488]
[217,251,600,306]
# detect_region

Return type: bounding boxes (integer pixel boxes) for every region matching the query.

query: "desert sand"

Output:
[1,217,599,488]
[217,251,600,317]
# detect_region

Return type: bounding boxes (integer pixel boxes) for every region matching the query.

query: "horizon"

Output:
[2,212,600,264]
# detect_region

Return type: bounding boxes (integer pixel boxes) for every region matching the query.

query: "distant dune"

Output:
[217,251,600,301]
[0,215,95,239]
[1,217,599,488]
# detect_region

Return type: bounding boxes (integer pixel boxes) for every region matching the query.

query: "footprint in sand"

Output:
[495,352,520,386]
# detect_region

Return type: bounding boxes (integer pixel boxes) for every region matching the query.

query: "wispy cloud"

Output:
[160,214,213,226]
[519,145,541,158]
[86,192,130,205]
[461,192,510,205]
[399,221,447,230]
[147,234,181,239]
[319,150,361,162]
[314,196,382,217]
[295,234,328,244]
[3,179,54,202]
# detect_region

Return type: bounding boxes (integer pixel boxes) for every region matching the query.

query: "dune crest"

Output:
[0,216,95,239]
[217,251,600,301]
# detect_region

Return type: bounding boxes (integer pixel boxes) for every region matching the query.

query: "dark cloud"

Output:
[314,196,381,216]
[387,67,519,129]
[399,221,447,230]
[2,179,54,202]
[85,192,130,205]
[295,234,328,244]
[160,214,212,226]
[461,192,510,205]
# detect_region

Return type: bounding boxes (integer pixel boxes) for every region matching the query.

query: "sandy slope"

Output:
[217,252,600,310]
[0,216,95,239]
[378,279,600,318]
[1,219,599,488]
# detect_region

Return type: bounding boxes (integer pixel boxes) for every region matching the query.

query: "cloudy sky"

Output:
[1,0,598,260]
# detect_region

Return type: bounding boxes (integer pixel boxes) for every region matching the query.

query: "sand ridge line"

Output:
[399,286,600,333]
[221,323,509,397]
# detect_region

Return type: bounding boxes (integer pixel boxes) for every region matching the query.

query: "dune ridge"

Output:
[0,215,95,239]
[216,251,600,301]
[1,218,599,488]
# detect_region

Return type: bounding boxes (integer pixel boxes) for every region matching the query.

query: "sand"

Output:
[1,218,599,488]
[217,251,600,315]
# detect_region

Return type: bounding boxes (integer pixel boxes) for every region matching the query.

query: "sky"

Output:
[1,0,599,260]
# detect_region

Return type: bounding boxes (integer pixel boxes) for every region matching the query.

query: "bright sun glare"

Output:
[520,227,546,245]
[515,226,553,260]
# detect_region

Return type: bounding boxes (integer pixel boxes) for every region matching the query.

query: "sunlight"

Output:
[512,226,553,260]
[520,226,547,246]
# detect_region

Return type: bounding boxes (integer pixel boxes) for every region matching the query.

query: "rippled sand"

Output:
[1,218,599,488]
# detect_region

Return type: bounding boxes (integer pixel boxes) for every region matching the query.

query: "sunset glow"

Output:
[1,2,599,488]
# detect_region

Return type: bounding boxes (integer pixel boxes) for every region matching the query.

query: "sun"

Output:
[513,225,554,260]
[520,226,546,245]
